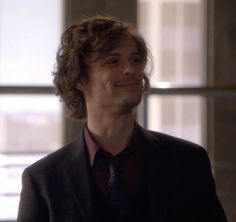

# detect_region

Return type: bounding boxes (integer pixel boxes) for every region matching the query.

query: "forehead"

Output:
[110,37,138,54]
[88,37,139,62]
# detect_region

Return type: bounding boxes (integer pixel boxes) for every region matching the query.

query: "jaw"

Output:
[85,85,142,117]
[113,92,142,115]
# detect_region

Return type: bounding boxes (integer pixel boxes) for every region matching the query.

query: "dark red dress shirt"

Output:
[83,124,144,201]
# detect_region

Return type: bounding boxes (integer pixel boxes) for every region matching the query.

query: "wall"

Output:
[207,1,236,221]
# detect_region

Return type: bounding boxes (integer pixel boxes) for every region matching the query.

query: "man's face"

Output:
[78,37,145,114]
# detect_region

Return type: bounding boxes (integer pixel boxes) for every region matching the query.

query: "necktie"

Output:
[107,151,129,216]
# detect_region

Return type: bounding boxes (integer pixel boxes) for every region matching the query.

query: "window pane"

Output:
[147,95,204,146]
[138,0,205,86]
[0,0,63,85]
[0,95,62,153]
[0,153,45,220]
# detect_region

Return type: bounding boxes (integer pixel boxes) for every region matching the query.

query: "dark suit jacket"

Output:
[17,125,228,222]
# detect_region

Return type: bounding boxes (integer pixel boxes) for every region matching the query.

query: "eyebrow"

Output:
[106,51,140,57]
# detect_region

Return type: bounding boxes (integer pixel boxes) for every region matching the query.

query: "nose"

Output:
[123,61,135,76]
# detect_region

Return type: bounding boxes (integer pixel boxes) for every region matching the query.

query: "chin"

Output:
[121,96,141,111]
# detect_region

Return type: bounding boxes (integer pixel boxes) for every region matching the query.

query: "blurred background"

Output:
[0,0,235,221]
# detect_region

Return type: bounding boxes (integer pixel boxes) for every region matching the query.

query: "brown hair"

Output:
[53,15,151,119]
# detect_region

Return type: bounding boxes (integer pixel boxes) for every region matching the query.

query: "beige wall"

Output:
[64,0,137,28]
[207,1,236,221]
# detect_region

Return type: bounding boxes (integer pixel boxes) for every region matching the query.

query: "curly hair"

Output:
[53,15,151,119]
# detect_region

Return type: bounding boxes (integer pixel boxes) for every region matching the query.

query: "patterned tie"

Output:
[107,150,129,217]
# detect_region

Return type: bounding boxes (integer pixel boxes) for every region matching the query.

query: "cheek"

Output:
[136,68,144,76]
[92,77,111,95]
[100,72,115,86]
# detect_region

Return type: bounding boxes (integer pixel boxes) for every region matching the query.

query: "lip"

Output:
[114,77,142,91]
[114,81,141,91]
[114,81,140,87]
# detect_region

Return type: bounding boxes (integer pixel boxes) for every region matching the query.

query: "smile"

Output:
[114,81,140,87]
[114,81,142,92]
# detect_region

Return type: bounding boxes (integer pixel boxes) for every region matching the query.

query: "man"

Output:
[17,16,228,222]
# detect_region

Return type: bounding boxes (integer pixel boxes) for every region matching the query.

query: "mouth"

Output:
[114,81,140,87]
[114,81,141,91]
[114,76,142,85]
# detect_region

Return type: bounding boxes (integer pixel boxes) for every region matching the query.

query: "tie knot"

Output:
[109,149,129,172]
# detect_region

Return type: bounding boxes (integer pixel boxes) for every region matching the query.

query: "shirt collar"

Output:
[83,125,99,166]
[83,122,142,166]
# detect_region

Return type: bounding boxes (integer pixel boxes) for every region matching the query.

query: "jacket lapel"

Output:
[140,127,170,222]
[63,131,99,222]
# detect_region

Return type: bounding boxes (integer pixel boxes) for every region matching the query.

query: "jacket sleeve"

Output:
[17,168,49,222]
[199,149,228,222]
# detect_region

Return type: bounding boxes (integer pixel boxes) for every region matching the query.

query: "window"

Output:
[0,0,63,220]
[138,0,205,145]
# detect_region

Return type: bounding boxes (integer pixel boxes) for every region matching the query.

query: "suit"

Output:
[17,125,227,222]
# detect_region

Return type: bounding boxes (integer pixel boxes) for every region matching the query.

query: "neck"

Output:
[87,111,136,155]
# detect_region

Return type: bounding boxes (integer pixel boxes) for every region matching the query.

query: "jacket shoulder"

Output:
[25,136,84,176]
[140,127,210,165]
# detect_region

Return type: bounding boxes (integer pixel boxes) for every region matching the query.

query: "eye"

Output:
[104,57,120,66]
[130,55,142,65]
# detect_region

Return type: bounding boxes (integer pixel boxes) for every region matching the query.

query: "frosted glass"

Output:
[0,95,62,153]
[0,0,63,85]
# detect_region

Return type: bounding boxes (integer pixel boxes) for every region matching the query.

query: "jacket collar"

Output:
[62,131,99,222]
